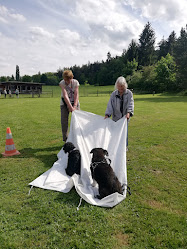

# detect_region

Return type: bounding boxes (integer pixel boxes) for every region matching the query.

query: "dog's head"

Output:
[90,148,108,161]
[63,142,76,153]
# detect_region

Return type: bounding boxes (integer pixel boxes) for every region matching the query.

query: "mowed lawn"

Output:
[0,89,186,249]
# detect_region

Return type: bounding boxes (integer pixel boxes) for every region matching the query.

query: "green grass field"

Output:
[0,87,186,249]
[44,85,114,97]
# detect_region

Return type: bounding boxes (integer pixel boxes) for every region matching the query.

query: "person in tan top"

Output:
[59,70,80,142]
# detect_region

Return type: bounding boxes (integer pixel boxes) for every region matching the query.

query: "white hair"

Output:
[114,76,128,90]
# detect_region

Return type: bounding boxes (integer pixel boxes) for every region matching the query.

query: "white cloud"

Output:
[0,1,186,76]
[75,0,130,32]
[0,16,8,23]
[123,0,187,35]
[73,0,144,52]
[29,26,55,39]
[124,0,186,20]
[0,5,26,23]
[57,29,80,42]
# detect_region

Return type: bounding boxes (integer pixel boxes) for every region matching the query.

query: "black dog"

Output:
[63,142,81,176]
[90,148,123,199]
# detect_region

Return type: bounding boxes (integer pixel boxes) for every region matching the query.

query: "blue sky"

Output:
[0,0,186,76]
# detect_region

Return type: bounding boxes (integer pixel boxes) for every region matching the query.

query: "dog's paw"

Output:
[91,182,97,187]
[96,195,102,199]
[121,184,125,191]
[91,179,97,187]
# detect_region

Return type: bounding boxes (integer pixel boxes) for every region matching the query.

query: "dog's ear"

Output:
[103,149,108,156]
[90,148,95,154]
[63,143,67,153]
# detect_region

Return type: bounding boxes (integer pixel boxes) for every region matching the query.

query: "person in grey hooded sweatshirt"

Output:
[104,76,134,150]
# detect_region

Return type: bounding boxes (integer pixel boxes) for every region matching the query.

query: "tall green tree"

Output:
[167,31,177,56]
[107,52,112,62]
[47,75,59,85]
[16,65,20,81]
[32,72,41,82]
[40,73,48,84]
[10,75,15,81]
[0,76,7,82]
[155,53,177,91]
[138,22,156,66]
[174,25,187,90]
[123,59,138,77]
[125,39,139,62]
[22,75,32,82]
[141,65,156,92]
[158,37,169,59]
[56,68,63,80]
[158,31,177,60]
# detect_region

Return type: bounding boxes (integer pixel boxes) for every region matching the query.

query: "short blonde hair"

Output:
[115,76,128,90]
[63,70,74,80]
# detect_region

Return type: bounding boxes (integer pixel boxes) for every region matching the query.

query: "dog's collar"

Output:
[68,148,77,154]
[91,158,111,171]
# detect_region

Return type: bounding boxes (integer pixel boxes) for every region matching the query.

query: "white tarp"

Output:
[29,110,128,207]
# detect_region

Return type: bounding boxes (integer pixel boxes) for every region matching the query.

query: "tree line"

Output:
[1,22,186,93]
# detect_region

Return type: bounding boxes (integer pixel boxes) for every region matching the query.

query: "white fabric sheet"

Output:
[29,110,128,207]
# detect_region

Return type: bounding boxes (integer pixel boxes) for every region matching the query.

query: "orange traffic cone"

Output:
[2,127,20,156]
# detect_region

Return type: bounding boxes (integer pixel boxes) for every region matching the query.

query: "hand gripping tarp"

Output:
[29,110,128,207]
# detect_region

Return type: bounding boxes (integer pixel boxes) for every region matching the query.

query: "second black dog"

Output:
[63,142,81,176]
[90,148,123,199]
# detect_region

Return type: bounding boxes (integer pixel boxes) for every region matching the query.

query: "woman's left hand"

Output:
[126,113,130,119]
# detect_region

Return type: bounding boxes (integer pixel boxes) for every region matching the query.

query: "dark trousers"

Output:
[60,103,80,142]
[60,105,69,142]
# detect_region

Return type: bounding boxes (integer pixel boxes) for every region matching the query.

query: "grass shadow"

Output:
[54,187,87,207]
[18,146,62,168]
[134,95,187,103]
